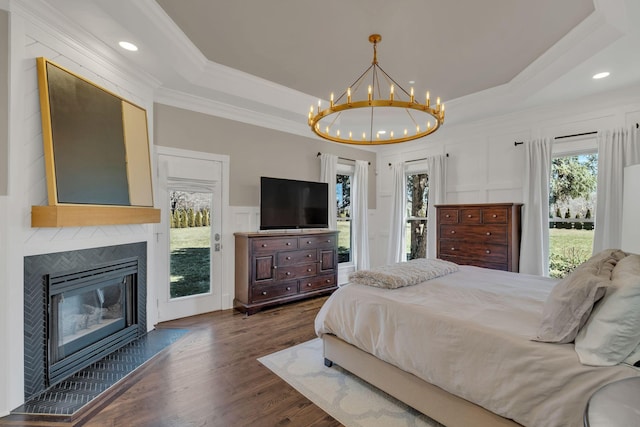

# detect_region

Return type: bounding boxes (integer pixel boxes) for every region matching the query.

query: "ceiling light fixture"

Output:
[308,34,445,145]
[118,41,138,52]
[592,71,610,79]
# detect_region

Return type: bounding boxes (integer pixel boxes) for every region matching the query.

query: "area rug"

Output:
[258,338,443,427]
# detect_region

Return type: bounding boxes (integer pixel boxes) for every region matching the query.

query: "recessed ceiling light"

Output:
[118,41,138,52]
[592,71,610,80]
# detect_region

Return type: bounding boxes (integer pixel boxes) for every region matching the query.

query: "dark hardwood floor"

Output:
[2,296,342,427]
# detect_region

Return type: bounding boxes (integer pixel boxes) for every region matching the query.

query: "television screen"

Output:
[260,177,329,230]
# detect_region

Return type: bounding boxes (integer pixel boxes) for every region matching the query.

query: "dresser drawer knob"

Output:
[307,241,312,244]
[307,254,312,258]
[286,272,291,276]
[486,250,491,254]
[307,283,312,287]
[262,291,267,295]
[286,256,291,260]
[326,239,331,243]
[286,242,291,246]
[450,230,456,234]
[286,287,291,291]
[492,214,497,218]
[451,247,456,251]
[326,279,331,283]
[261,243,267,247]
[307,268,312,272]
[486,232,491,236]
[445,214,450,218]
[467,214,472,218]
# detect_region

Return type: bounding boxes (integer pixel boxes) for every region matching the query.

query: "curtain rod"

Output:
[316,152,370,165]
[388,154,449,167]
[515,129,605,146]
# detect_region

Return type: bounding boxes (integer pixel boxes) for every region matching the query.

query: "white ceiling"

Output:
[28,0,640,140]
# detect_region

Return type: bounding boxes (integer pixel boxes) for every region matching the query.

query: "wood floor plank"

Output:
[82,296,340,427]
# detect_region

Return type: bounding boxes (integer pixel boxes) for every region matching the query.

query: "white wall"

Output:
[371,85,640,268]
[0,2,158,415]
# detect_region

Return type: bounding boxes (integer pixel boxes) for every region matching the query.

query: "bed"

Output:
[315,254,640,427]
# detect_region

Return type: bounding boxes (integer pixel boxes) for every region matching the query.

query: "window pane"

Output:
[406,219,427,260]
[549,153,597,278]
[337,174,352,264]
[406,173,429,260]
[169,190,212,298]
[337,219,351,263]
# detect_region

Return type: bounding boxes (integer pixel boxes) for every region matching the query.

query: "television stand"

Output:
[234,230,339,315]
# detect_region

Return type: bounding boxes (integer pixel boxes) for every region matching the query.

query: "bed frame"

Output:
[322,334,522,427]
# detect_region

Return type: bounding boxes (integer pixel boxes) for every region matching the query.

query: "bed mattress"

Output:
[315,266,640,427]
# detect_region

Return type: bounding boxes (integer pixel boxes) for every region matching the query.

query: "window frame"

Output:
[404,162,429,261]
[336,163,354,266]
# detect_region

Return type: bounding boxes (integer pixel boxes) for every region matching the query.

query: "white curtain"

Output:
[593,127,640,252]
[352,160,370,269]
[387,162,406,264]
[319,153,338,230]
[520,138,552,275]
[426,155,447,258]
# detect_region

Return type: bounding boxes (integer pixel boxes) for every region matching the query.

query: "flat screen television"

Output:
[260,177,329,230]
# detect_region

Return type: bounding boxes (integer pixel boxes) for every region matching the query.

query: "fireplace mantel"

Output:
[31,205,161,227]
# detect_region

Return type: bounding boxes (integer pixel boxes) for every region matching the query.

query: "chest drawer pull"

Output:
[262,291,267,295]
[492,214,497,218]
[286,272,291,276]
[307,283,312,287]
[445,214,450,218]
[451,247,456,251]
[261,243,267,247]
[467,214,472,218]
[286,256,291,260]
[286,286,291,291]
[486,232,491,236]
[485,250,491,254]
[450,230,456,234]
[326,279,331,283]
[306,240,312,245]
[286,242,291,246]
[307,254,312,258]
[307,268,313,272]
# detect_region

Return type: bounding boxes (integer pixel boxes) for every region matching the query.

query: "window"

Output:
[549,152,597,278]
[336,172,352,263]
[406,172,429,260]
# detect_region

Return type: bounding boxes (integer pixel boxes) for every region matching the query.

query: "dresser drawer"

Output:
[276,263,318,280]
[439,241,508,263]
[277,249,317,265]
[460,209,482,224]
[482,207,508,224]
[300,274,336,293]
[299,234,336,248]
[438,209,459,224]
[251,282,298,302]
[440,224,508,243]
[252,237,298,253]
[439,255,508,271]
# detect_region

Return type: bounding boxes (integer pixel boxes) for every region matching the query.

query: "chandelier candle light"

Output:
[308,34,445,145]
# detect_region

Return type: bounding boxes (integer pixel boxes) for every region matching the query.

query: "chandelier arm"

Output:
[335,63,375,103]
[376,63,413,98]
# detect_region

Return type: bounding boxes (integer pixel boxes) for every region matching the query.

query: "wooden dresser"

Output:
[435,203,522,272]
[234,230,338,314]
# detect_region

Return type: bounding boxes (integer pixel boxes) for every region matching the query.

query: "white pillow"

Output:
[534,249,625,344]
[575,254,640,366]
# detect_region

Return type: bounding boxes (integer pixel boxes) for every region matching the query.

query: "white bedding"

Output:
[315,266,640,427]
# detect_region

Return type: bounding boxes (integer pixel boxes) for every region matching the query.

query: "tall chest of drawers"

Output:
[436,203,523,272]
[234,231,338,314]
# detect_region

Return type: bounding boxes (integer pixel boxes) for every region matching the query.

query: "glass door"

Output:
[157,152,224,322]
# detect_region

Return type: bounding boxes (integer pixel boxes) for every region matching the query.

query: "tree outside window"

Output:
[337,174,352,263]
[406,173,429,260]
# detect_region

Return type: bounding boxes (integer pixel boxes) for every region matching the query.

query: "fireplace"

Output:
[24,243,147,399]
[47,257,139,385]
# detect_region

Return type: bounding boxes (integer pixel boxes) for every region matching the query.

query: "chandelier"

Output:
[308,34,445,145]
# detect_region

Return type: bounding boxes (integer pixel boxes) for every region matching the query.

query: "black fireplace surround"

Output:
[23,242,147,399]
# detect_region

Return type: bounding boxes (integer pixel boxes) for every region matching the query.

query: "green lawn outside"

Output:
[170,226,211,298]
[549,228,594,278]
